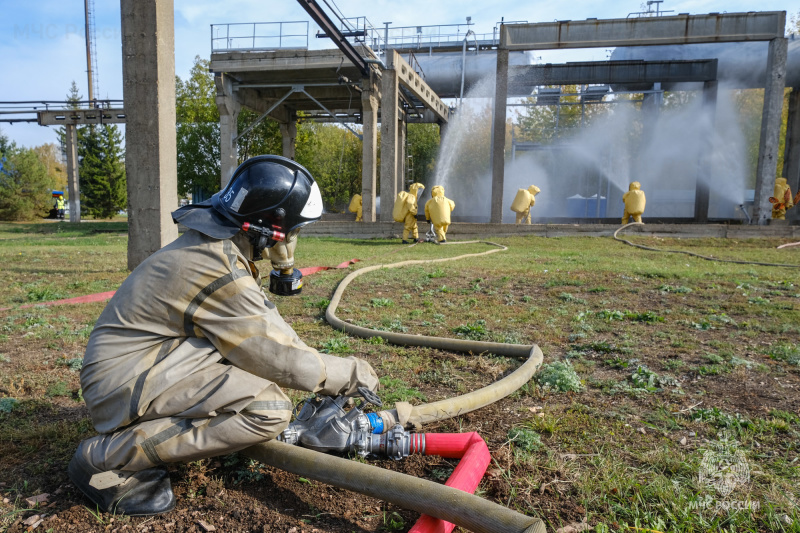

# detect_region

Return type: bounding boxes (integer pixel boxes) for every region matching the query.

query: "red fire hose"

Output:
[409,432,492,533]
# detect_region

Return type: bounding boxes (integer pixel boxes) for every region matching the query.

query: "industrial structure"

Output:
[4,2,798,269]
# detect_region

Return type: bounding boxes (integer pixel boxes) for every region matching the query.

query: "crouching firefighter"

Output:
[68,155,380,516]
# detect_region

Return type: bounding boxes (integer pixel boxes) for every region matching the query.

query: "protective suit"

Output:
[68,156,379,516]
[56,195,65,220]
[424,185,455,243]
[392,182,425,243]
[510,185,540,224]
[771,177,795,220]
[622,181,646,224]
[348,193,363,222]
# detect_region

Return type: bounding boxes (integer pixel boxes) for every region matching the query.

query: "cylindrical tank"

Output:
[610,37,800,89]
[415,51,535,98]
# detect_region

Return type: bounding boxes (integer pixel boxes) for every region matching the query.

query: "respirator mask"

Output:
[266,228,303,296]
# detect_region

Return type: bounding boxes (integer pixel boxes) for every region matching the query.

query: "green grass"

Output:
[1,224,799,532]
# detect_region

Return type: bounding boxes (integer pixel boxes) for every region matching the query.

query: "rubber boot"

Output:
[68,443,176,516]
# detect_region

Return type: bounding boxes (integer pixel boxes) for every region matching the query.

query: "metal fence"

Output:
[211,21,309,52]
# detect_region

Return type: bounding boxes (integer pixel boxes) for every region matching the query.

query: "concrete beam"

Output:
[37,108,127,126]
[754,37,789,225]
[490,48,509,225]
[380,67,399,222]
[397,118,407,195]
[215,72,240,188]
[782,88,800,222]
[694,80,717,222]
[64,124,81,223]
[508,59,717,89]
[280,119,297,160]
[210,49,365,74]
[361,83,379,223]
[501,12,786,50]
[386,51,449,123]
[121,0,178,270]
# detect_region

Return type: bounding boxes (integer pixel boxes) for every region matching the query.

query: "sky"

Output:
[0,0,797,149]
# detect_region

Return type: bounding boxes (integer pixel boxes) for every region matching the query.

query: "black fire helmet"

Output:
[172,155,323,239]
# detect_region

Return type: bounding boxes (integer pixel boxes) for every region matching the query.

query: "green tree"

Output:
[176,56,220,198]
[296,122,362,211]
[0,131,56,221]
[406,124,440,186]
[80,125,127,218]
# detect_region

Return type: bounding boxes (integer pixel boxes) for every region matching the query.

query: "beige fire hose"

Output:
[246,440,545,533]
[614,222,800,268]
[245,240,546,532]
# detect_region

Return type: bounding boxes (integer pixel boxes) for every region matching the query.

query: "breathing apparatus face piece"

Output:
[267,228,304,296]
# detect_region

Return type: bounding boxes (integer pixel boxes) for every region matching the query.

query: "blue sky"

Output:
[0,0,796,148]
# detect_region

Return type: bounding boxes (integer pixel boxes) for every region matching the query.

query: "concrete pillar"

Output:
[280,119,297,160]
[694,80,717,222]
[782,88,800,222]
[397,116,407,195]
[215,73,240,188]
[361,87,379,223]
[64,124,81,223]
[121,0,178,270]
[753,37,788,225]
[380,67,399,222]
[490,47,509,224]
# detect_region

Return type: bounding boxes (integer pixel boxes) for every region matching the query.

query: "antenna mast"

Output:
[84,0,99,103]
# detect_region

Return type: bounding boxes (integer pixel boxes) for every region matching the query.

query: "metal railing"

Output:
[209,18,534,54]
[211,21,309,52]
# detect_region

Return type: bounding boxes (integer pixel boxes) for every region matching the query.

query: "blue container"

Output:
[585,194,607,218]
[566,194,587,218]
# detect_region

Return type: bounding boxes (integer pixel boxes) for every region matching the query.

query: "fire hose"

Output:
[614,222,800,268]
[245,240,546,533]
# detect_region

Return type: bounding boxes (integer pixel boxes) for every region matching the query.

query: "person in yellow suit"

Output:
[510,185,540,224]
[392,182,425,243]
[770,177,796,220]
[348,193,363,222]
[621,181,646,224]
[425,185,455,243]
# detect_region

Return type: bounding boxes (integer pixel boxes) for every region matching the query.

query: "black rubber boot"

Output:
[401,240,410,244]
[68,446,176,516]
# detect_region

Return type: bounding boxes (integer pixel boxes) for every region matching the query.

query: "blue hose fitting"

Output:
[366,412,383,434]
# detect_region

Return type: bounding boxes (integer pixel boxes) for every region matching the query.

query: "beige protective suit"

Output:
[424,186,455,243]
[510,185,541,224]
[349,193,363,222]
[77,230,378,473]
[771,177,794,220]
[622,181,646,224]
[393,182,425,241]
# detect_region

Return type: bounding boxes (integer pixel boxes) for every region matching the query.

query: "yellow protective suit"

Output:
[510,185,541,224]
[392,182,425,241]
[622,181,646,224]
[349,193,363,222]
[424,185,455,243]
[75,229,379,474]
[771,177,794,220]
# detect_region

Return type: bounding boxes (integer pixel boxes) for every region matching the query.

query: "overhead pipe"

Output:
[459,30,479,107]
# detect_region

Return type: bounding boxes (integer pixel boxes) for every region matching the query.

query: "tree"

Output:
[406,124,440,186]
[296,122,362,211]
[0,131,56,220]
[176,56,220,199]
[80,125,127,218]
[33,143,66,192]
